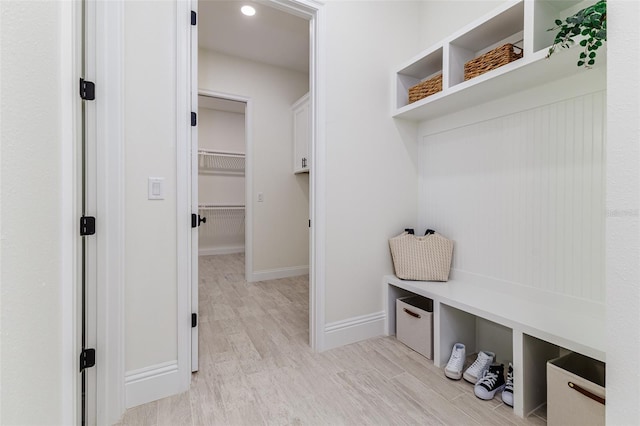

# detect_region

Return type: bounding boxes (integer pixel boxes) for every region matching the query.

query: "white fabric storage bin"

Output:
[547,352,605,426]
[396,296,433,359]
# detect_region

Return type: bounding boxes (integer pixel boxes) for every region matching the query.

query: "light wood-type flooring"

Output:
[116,253,547,426]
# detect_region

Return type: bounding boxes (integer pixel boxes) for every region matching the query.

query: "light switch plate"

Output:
[148,177,165,200]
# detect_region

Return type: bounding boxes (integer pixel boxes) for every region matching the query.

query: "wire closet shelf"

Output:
[198,149,245,173]
[198,205,245,236]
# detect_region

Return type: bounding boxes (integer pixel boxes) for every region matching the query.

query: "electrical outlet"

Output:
[257,192,264,202]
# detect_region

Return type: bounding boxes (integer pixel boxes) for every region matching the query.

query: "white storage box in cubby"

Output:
[396,296,433,359]
[547,352,605,426]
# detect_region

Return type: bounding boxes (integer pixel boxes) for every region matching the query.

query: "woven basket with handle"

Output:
[464,43,523,81]
[389,231,453,281]
[408,73,443,104]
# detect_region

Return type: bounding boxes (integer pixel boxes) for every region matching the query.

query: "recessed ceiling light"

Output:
[241,5,256,16]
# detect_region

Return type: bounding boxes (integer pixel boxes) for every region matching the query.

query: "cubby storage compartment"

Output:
[396,296,433,359]
[384,276,606,419]
[392,0,605,121]
[438,303,513,368]
[547,352,605,426]
[396,46,443,109]
[532,0,594,54]
[449,1,524,86]
[522,334,563,417]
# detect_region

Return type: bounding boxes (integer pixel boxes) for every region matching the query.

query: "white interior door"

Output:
[190,0,199,373]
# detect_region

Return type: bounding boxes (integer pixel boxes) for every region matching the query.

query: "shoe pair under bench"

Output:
[444,343,513,406]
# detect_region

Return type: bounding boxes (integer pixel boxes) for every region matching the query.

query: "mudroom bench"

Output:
[383,272,605,418]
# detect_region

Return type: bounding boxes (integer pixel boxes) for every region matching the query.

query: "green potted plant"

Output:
[546,0,606,68]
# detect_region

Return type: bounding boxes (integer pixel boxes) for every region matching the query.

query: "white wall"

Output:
[198,108,245,154]
[322,1,424,327]
[123,0,178,373]
[419,0,504,47]
[606,0,640,423]
[418,73,606,301]
[199,50,310,273]
[0,1,75,423]
[198,108,246,253]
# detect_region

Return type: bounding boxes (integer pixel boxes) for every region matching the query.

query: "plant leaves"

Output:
[548,0,607,68]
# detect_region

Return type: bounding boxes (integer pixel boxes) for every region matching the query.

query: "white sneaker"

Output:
[463,351,495,384]
[444,343,466,380]
[502,362,514,407]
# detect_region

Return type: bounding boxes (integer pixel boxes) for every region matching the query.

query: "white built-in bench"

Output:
[383,271,605,418]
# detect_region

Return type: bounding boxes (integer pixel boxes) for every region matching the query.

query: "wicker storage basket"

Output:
[408,73,443,104]
[464,43,523,81]
[389,231,453,281]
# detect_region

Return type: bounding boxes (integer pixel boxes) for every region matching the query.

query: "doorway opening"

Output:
[192,0,315,371]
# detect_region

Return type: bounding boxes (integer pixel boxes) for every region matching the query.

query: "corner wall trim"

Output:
[323,311,386,351]
[250,265,309,282]
[124,361,180,409]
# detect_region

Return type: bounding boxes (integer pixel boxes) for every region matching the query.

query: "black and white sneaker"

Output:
[474,363,505,400]
[502,362,514,407]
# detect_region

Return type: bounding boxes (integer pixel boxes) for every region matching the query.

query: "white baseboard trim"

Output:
[323,311,386,351]
[249,265,309,282]
[124,361,181,408]
[199,246,244,256]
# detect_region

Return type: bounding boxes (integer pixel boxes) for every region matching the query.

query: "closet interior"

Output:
[197,95,247,256]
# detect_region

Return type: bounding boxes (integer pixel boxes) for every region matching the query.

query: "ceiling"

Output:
[198,1,310,74]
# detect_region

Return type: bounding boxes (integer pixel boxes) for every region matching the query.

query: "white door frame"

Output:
[88,0,126,424]
[61,0,82,424]
[257,0,327,353]
[186,0,327,356]
[90,0,326,421]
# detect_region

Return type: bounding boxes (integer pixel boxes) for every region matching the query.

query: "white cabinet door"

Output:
[292,93,310,174]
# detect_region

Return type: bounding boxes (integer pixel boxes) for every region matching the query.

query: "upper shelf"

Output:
[198,149,245,173]
[393,0,602,122]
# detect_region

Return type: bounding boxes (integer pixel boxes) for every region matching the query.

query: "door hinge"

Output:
[79,78,95,100]
[191,112,197,127]
[191,10,197,25]
[80,216,96,236]
[79,348,96,371]
[192,313,197,328]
